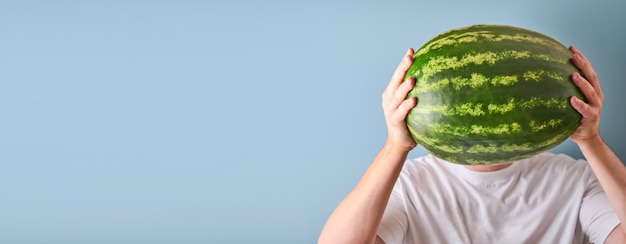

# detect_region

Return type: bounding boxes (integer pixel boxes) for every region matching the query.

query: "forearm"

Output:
[318,142,409,244]
[579,136,626,233]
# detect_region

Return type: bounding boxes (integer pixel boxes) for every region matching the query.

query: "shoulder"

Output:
[519,152,590,176]
[517,152,597,187]
[400,154,450,177]
[394,154,459,189]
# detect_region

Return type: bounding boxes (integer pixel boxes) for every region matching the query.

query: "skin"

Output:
[318,47,626,244]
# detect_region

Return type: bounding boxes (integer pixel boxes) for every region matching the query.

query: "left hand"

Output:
[569,46,605,144]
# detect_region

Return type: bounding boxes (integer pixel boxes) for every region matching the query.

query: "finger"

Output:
[389,77,415,109]
[572,72,602,106]
[385,48,415,95]
[570,46,603,100]
[392,97,417,122]
[570,48,598,85]
[570,95,596,119]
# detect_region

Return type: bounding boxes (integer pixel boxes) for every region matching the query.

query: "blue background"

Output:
[1,1,625,243]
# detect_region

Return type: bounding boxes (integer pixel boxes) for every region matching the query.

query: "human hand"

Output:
[569,46,604,144]
[381,48,418,152]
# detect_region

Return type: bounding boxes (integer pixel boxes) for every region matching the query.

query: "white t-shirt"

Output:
[378,152,620,244]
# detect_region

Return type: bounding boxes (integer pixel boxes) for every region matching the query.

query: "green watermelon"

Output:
[404,24,584,165]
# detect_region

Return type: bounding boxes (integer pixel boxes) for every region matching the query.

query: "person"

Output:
[318,46,626,243]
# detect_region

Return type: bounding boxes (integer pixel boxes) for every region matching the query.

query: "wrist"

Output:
[575,135,605,151]
[383,139,415,155]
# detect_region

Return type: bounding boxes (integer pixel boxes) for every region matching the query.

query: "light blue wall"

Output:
[1,1,624,243]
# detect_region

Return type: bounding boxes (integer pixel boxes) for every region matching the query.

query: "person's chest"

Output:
[401,170,586,243]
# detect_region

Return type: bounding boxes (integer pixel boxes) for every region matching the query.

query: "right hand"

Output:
[381,48,418,152]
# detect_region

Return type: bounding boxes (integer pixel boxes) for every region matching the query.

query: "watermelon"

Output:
[404,24,584,165]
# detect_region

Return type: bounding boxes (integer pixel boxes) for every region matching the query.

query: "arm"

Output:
[318,48,418,244]
[568,46,626,243]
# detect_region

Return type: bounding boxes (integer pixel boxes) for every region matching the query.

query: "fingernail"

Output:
[573,53,582,62]
[406,77,415,85]
[576,72,584,80]
[572,73,581,82]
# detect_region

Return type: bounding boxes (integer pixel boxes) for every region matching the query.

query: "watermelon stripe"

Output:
[465,144,499,154]
[464,131,566,155]
[414,50,565,83]
[523,70,564,82]
[419,118,570,165]
[427,122,523,137]
[415,25,569,54]
[411,97,569,118]
[518,97,568,109]
[426,118,564,138]
[411,69,563,94]
[498,143,533,153]
[529,119,564,132]
[415,30,564,57]
[430,129,570,165]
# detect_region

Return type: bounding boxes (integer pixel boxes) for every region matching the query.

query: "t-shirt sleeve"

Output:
[578,161,621,243]
[377,186,408,244]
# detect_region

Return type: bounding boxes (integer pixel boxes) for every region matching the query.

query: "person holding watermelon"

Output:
[319,44,626,243]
